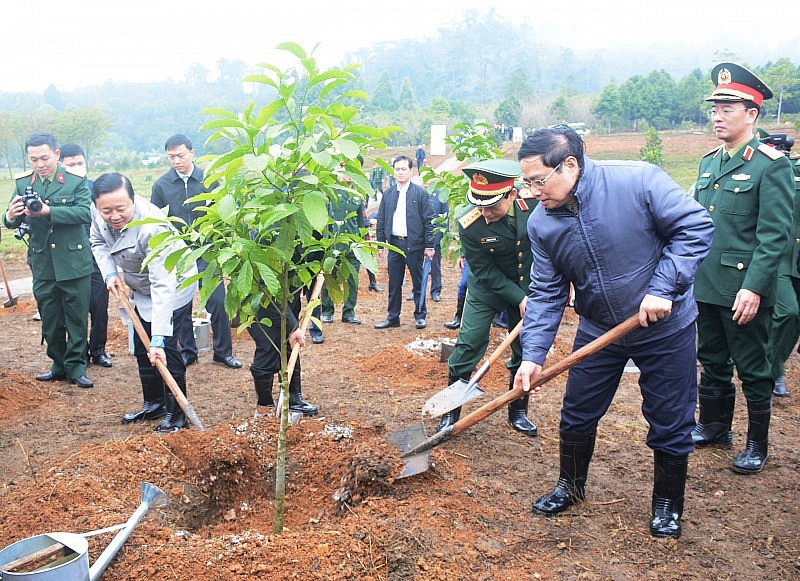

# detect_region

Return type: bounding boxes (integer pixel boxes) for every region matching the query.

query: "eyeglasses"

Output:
[523,161,562,189]
[706,106,747,119]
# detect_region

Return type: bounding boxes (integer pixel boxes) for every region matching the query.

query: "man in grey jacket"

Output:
[91,172,198,433]
[514,126,714,539]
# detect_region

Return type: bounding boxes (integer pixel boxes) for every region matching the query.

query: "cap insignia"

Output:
[718,68,732,85]
[473,173,489,186]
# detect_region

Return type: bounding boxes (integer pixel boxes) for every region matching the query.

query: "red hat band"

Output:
[716,81,764,106]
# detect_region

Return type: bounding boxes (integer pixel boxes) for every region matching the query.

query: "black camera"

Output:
[21,186,43,213]
[759,133,795,155]
[14,219,30,240]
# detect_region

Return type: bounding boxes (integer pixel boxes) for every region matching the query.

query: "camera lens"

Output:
[27,198,43,213]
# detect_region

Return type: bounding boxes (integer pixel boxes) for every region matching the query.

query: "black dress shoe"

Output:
[431,292,441,302]
[182,353,198,367]
[415,319,427,329]
[321,314,334,324]
[71,375,94,388]
[36,371,67,382]
[213,354,243,369]
[122,401,167,424]
[342,316,362,324]
[368,283,384,292]
[91,353,113,368]
[311,335,325,344]
[374,319,400,329]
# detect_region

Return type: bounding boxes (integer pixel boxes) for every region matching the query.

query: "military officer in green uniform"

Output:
[437,159,538,436]
[4,133,94,387]
[320,171,367,325]
[692,63,795,474]
[762,132,800,397]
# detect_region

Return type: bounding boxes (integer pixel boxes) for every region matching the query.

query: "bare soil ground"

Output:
[1,132,799,579]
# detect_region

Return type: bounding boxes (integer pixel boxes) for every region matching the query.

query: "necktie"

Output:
[43,178,50,193]
[722,152,731,164]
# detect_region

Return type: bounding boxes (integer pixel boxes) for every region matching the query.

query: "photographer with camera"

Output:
[3,133,94,388]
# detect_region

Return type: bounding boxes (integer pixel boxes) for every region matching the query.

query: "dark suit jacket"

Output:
[376,181,434,251]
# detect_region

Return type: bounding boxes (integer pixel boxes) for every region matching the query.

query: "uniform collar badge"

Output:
[57,173,65,184]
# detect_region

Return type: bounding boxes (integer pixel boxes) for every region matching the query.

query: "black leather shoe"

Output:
[431,292,441,302]
[415,319,427,329]
[509,415,538,436]
[91,353,113,368]
[443,316,461,330]
[71,375,94,388]
[342,316,361,325]
[154,413,187,433]
[213,354,243,369]
[321,314,334,324]
[181,353,198,367]
[36,371,66,382]
[368,283,384,292]
[311,335,325,344]
[374,319,400,329]
[122,401,166,424]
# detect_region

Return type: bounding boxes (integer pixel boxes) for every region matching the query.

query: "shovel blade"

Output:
[385,422,431,478]
[3,296,18,308]
[422,379,485,418]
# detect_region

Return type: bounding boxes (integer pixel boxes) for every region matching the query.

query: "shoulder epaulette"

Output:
[703,145,723,159]
[458,207,482,229]
[757,143,784,161]
[14,169,34,180]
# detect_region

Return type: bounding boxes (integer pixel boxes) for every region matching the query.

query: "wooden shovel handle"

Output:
[287,273,325,383]
[0,258,15,301]
[114,289,206,430]
[451,314,642,437]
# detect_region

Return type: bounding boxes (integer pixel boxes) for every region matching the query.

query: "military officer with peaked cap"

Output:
[436,158,538,437]
[692,62,795,475]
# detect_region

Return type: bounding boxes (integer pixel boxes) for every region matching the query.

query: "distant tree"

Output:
[397,77,418,110]
[592,82,624,132]
[429,97,452,120]
[185,63,210,86]
[495,95,521,127]
[676,69,707,125]
[549,95,569,123]
[369,71,397,112]
[0,113,21,176]
[43,84,65,112]
[504,66,535,101]
[640,127,663,166]
[760,58,799,124]
[53,106,113,160]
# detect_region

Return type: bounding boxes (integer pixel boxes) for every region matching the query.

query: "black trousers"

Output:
[386,236,426,322]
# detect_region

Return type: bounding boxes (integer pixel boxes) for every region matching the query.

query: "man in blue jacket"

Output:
[514,125,714,539]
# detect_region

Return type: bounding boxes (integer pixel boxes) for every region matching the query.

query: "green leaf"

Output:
[301,192,329,231]
[217,194,239,224]
[332,138,360,159]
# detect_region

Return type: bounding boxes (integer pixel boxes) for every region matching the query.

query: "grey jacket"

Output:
[90,198,197,337]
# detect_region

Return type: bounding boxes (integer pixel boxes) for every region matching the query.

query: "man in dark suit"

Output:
[374,155,435,329]
[151,134,242,369]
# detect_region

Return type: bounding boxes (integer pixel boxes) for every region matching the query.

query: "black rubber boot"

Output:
[123,367,166,423]
[732,399,771,474]
[691,385,734,447]
[154,375,187,433]
[288,370,318,416]
[443,299,465,330]
[507,371,537,436]
[253,374,275,417]
[532,432,596,516]
[650,450,688,539]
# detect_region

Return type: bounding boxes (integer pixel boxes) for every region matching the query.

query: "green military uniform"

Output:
[450,198,534,377]
[766,152,800,394]
[4,166,93,380]
[439,159,538,437]
[692,62,795,475]
[321,189,367,320]
[694,135,795,400]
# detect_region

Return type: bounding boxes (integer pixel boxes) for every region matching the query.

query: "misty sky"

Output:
[2,0,797,93]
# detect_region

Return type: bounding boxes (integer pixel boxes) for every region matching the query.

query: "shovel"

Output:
[423,319,522,417]
[0,258,18,307]
[114,289,206,431]
[387,314,641,478]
